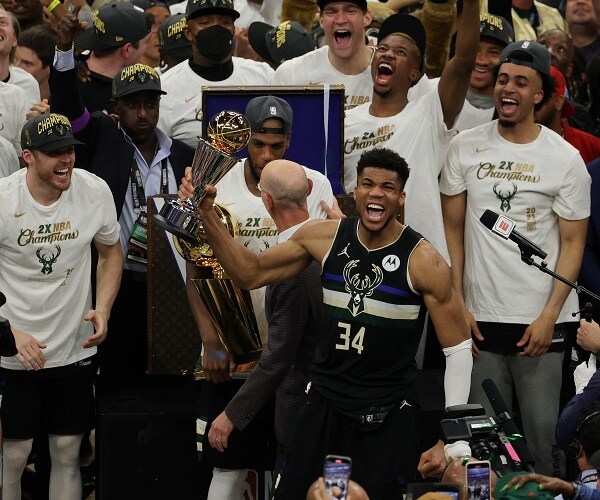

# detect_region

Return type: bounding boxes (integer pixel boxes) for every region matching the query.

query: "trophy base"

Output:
[153,199,201,244]
[234,349,263,365]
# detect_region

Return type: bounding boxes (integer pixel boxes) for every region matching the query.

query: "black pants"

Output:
[98,270,147,382]
[273,389,419,500]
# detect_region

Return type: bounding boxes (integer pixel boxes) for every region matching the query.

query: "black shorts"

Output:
[0,358,96,439]
[273,389,420,500]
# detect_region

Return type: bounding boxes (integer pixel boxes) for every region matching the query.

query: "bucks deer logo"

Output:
[493,182,518,212]
[343,260,383,317]
[36,245,61,275]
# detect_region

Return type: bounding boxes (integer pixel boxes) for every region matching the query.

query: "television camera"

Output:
[440,380,536,476]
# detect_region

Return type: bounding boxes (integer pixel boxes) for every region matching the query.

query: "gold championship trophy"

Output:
[154,111,262,380]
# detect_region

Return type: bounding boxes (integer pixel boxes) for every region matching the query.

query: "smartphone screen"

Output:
[438,490,460,500]
[466,461,491,500]
[323,454,352,500]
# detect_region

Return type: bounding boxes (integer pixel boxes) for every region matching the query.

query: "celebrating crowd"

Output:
[0,0,600,498]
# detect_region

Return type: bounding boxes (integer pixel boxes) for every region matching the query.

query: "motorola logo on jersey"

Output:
[382,254,400,272]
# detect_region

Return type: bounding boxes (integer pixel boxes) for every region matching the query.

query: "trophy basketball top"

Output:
[206,110,251,155]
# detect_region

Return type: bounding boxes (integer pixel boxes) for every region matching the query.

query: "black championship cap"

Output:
[186,0,239,21]
[21,113,84,153]
[499,40,551,75]
[159,14,192,60]
[317,0,367,10]
[112,63,167,99]
[377,13,426,61]
[245,96,293,134]
[480,13,514,47]
[77,3,150,51]
[130,0,169,10]
[248,20,316,67]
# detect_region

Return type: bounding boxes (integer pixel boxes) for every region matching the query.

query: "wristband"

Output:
[47,0,61,13]
[55,42,74,53]
[565,481,580,499]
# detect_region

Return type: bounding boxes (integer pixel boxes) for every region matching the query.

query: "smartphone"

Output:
[406,483,459,500]
[323,454,352,500]
[466,460,491,500]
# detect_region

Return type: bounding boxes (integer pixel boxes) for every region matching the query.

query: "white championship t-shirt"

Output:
[272,45,374,110]
[440,121,591,324]
[158,57,274,148]
[344,90,457,261]
[0,169,120,369]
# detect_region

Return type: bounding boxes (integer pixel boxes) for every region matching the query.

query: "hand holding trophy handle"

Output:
[154,110,251,242]
[177,167,217,216]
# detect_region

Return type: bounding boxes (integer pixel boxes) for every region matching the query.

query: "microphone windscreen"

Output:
[482,378,507,416]
[479,210,499,230]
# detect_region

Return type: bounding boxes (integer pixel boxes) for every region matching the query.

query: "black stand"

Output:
[518,246,600,320]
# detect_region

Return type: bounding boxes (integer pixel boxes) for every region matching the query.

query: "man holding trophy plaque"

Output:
[172,96,335,497]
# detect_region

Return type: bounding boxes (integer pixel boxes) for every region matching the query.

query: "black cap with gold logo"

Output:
[21,113,84,153]
[76,3,150,51]
[112,63,167,100]
[186,0,239,21]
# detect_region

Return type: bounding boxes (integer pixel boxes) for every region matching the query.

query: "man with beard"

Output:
[50,13,195,380]
[180,95,334,498]
[157,0,273,148]
[452,13,514,132]
[192,146,472,499]
[70,2,152,114]
[440,40,591,475]
[7,0,42,31]
[343,2,479,262]
[565,0,600,63]
[0,112,122,500]
[271,0,374,111]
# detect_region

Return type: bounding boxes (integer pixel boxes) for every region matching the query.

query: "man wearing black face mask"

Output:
[157,0,274,148]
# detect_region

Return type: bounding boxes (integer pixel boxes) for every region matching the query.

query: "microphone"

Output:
[482,378,535,471]
[479,210,547,260]
[0,292,17,357]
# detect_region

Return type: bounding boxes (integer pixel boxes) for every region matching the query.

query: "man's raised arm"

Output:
[197,185,326,289]
[437,0,480,128]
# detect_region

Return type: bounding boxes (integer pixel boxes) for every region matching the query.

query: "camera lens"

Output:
[470,439,492,461]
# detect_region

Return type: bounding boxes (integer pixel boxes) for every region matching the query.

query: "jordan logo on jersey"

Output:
[343,260,383,317]
[337,243,350,258]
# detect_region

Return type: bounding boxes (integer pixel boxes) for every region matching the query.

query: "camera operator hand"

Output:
[502,473,575,497]
[418,440,448,478]
[577,319,600,353]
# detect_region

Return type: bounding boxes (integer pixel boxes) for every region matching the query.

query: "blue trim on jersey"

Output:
[322,272,411,297]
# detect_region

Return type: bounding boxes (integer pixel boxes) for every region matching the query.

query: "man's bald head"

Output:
[260,159,310,207]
